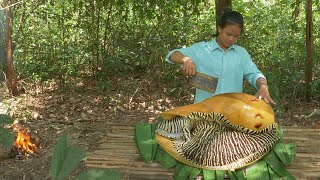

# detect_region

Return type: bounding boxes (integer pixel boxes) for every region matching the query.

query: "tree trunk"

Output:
[95,2,101,81]
[5,0,19,96]
[60,1,66,88]
[215,0,232,33]
[305,0,313,102]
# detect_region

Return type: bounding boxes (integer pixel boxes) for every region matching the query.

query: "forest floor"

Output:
[0,72,319,180]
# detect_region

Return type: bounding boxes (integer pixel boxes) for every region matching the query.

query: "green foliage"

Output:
[50,132,121,180]
[264,150,296,180]
[203,169,216,180]
[155,148,176,169]
[51,133,86,180]
[0,114,14,149]
[98,80,111,93]
[7,0,320,110]
[134,122,158,164]
[174,162,195,180]
[76,169,121,180]
[215,170,225,180]
[246,160,270,180]
[273,142,296,165]
[228,170,246,180]
[311,78,320,98]
[0,114,14,124]
[233,0,320,116]
[0,126,14,149]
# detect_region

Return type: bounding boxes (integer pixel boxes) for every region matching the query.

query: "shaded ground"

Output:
[0,72,319,179]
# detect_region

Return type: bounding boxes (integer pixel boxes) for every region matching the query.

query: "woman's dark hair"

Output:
[214,10,244,37]
[218,10,244,30]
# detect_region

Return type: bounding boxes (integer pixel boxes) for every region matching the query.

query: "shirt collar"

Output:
[210,38,235,51]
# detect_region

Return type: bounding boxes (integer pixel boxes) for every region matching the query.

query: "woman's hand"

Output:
[252,84,276,104]
[182,58,196,76]
[169,52,196,76]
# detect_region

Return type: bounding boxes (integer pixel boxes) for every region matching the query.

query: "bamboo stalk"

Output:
[96,146,137,151]
[92,149,139,154]
[286,162,320,168]
[294,146,320,154]
[97,141,136,145]
[85,160,161,167]
[111,130,135,136]
[295,153,320,158]
[86,156,141,161]
[85,164,175,174]
[106,133,134,138]
[288,172,320,178]
[283,141,320,147]
[87,152,141,157]
[110,125,136,129]
[282,128,320,132]
[86,153,140,157]
[293,158,320,163]
[286,167,320,172]
[111,126,135,130]
[124,170,174,176]
[104,139,134,143]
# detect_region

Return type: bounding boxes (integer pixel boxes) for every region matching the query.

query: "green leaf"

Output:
[0,114,13,124]
[151,123,158,160]
[155,148,176,169]
[285,143,296,164]
[174,162,193,180]
[135,122,154,163]
[76,169,121,180]
[216,170,225,180]
[203,169,216,180]
[228,170,245,180]
[51,133,69,180]
[273,141,296,165]
[267,164,281,179]
[277,126,284,139]
[246,160,270,180]
[189,167,202,179]
[58,146,86,179]
[264,150,296,180]
[228,171,238,180]
[234,169,246,180]
[0,127,14,149]
[51,133,86,180]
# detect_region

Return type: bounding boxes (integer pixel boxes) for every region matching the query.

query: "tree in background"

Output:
[215,0,232,33]
[305,0,313,102]
[0,0,318,109]
[0,9,5,69]
[4,0,18,96]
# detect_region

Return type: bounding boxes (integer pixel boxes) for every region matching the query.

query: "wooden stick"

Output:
[86,156,141,161]
[85,164,174,174]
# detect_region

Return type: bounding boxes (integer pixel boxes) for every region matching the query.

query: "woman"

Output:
[166,10,275,104]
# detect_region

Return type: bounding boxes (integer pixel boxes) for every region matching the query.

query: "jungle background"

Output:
[0,0,319,179]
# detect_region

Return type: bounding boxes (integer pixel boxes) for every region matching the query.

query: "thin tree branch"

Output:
[0,1,23,11]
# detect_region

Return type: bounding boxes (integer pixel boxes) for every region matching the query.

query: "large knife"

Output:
[190,72,218,93]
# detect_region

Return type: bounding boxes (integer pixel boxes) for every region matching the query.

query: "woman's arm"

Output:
[169,51,196,76]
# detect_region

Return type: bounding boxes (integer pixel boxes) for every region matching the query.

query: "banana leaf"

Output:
[264,150,296,180]
[135,122,156,163]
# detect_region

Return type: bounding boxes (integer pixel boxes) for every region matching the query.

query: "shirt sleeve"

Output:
[242,49,266,89]
[165,44,200,64]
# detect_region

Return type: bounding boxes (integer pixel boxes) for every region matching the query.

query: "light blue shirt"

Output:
[166,38,266,103]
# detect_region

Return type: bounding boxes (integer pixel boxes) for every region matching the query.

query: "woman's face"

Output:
[217,24,241,50]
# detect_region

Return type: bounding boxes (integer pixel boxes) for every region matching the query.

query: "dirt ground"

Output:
[0,74,319,180]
